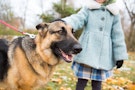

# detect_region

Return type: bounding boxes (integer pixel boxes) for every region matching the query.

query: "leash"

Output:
[0,20,35,38]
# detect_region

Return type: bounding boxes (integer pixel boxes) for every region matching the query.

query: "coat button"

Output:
[101,17,105,21]
[99,27,103,31]
[102,9,105,11]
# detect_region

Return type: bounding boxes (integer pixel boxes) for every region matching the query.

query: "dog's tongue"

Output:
[62,53,72,61]
[60,49,72,62]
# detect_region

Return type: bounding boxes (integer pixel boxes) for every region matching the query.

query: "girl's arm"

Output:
[111,15,128,61]
[62,7,89,31]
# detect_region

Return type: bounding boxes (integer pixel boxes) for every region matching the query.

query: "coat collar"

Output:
[87,0,119,15]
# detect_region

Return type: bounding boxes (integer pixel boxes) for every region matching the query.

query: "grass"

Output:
[0,25,37,36]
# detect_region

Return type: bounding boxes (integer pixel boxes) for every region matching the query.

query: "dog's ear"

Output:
[36,23,50,37]
[36,23,49,30]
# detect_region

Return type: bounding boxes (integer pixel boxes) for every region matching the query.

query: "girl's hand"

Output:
[116,60,123,69]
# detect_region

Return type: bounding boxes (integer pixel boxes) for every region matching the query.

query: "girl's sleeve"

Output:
[111,15,128,61]
[62,7,89,31]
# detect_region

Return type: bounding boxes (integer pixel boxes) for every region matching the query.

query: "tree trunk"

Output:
[124,0,135,51]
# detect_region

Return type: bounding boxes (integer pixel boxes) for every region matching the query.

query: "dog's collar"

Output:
[87,0,119,15]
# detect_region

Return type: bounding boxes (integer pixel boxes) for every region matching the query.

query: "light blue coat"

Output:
[63,1,128,70]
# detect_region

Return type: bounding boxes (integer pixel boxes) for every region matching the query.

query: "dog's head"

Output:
[35,21,82,65]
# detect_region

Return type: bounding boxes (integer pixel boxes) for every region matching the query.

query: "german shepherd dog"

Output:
[0,20,82,90]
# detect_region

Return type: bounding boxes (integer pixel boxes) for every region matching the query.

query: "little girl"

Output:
[62,0,128,90]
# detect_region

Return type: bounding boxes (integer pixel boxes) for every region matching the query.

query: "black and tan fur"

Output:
[0,21,82,90]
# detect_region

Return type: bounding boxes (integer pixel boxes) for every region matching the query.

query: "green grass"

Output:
[0,25,37,36]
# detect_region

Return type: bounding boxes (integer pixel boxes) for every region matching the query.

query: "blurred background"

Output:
[0,0,135,90]
[0,0,134,51]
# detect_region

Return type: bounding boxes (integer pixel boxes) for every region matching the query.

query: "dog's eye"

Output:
[56,27,67,35]
[57,29,65,35]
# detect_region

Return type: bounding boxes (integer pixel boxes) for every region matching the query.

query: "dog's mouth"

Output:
[59,49,73,63]
[51,41,82,63]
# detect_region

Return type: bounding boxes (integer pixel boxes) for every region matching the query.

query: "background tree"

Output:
[0,0,14,23]
[21,0,29,30]
[53,1,78,18]
[123,0,135,51]
[0,0,15,32]
[39,13,54,22]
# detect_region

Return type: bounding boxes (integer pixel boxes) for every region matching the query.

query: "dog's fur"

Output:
[0,39,9,81]
[0,21,82,90]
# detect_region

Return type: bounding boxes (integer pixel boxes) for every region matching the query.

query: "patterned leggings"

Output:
[76,78,102,90]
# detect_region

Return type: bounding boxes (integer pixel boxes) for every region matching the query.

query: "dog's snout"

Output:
[73,44,82,54]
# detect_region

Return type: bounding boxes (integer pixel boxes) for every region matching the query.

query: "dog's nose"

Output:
[73,44,82,54]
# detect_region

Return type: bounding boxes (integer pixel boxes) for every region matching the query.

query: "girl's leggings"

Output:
[76,78,102,90]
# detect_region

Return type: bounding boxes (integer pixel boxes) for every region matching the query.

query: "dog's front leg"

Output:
[7,67,20,90]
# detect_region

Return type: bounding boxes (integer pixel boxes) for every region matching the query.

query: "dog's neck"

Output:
[21,36,58,78]
[35,35,60,65]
